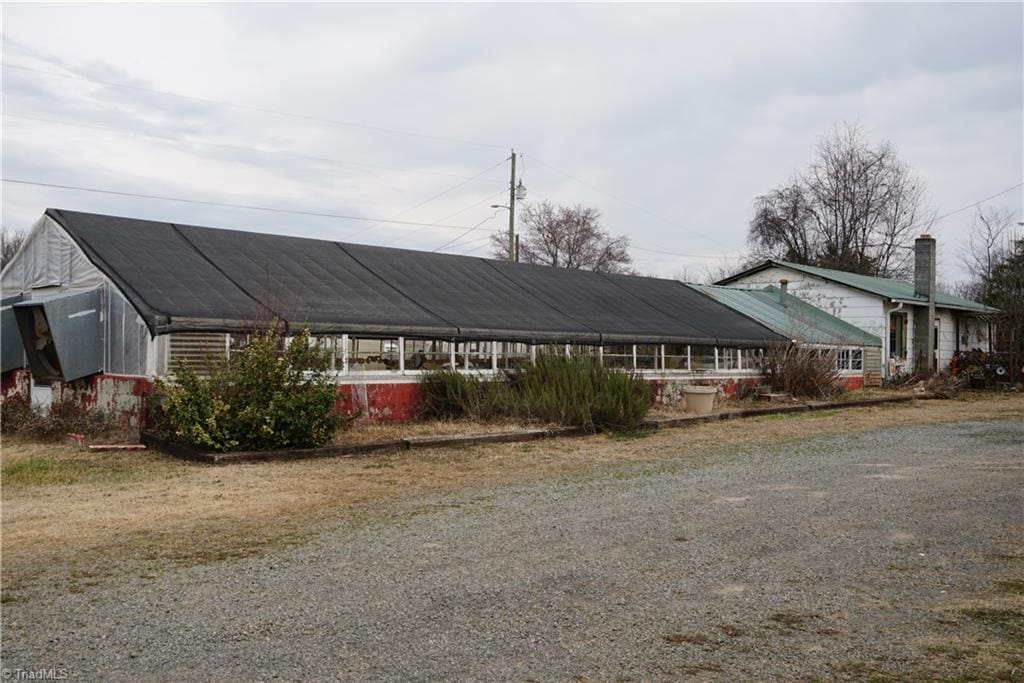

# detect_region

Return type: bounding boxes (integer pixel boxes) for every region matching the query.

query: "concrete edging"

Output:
[642,394,916,430]
[141,394,919,464]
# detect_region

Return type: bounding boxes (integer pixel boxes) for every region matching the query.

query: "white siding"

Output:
[726,267,887,343]
[957,316,992,352]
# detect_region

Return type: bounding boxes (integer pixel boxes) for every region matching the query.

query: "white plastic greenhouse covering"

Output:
[0,215,152,377]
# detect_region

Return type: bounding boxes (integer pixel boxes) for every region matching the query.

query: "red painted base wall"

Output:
[1,369,30,399]
[1,371,870,430]
[335,382,423,422]
[1,370,151,433]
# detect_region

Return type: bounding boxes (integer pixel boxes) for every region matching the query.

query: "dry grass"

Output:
[768,610,822,630]
[338,418,544,444]
[2,393,1022,601]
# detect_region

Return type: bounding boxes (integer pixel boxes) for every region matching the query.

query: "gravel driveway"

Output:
[3,419,1022,681]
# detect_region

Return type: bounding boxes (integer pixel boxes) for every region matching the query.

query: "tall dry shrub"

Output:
[759,346,842,398]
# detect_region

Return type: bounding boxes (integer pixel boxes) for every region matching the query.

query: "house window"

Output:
[889,313,907,359]
[850,349,863,370]
[836,349,851,371]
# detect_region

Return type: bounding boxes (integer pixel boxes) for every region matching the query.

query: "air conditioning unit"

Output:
[12,289,104,382]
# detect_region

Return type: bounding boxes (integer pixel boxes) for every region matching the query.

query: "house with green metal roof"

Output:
[690,283,884,386]
[715,236,998,380]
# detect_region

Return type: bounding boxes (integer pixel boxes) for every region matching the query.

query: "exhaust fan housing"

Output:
[2,295,26,373]
[12,289,104,382]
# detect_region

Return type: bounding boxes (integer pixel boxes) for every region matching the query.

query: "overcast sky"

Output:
[2,2,1021,283]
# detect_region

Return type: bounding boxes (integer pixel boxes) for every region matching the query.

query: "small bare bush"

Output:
[759,346,842,398]
[924,374,967,399]
[0,393,117,441]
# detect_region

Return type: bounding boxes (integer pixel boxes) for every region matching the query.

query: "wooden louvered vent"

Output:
[167,333,229,376]
[863,346,883,387]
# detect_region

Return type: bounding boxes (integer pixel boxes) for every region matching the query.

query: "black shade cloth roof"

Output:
[177,226,455,337]
[341,244,597,343]
[47,209,785,346]
[600,272,790,346]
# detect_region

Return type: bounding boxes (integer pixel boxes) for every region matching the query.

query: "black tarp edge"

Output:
[46,208,164,336]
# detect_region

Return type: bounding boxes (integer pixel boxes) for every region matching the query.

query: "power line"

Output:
[931,182,1023,224]
[432,212,501,252]
[2,112,504,182]
[630,245,746,261]
[340,158,507,240]
[0,177,503,233]
[454,237,496,256]
[1,61,506,150]
[379,189,506,247]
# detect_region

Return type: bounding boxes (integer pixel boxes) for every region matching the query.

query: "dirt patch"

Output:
[768,610,822,630]
[716,624,746,637]
[2,393,1022,601]
[663,632,712,646]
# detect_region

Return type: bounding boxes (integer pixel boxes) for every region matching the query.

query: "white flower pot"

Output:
[683,385,717,414]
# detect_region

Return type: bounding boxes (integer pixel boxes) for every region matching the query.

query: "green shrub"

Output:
[419,352,650,433]
[149,326,343,452]
[0,393,117,441]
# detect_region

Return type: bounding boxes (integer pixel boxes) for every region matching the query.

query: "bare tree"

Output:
[700,256,758,284]
[954,208,1023,382]
[491,201,633,273]
[748,124,933,278]
[1,228,27,270]
[957,206,1019,302]
[988,237,1024,383]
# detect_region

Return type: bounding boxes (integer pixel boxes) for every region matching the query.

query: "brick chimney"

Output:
[912,234,937,373]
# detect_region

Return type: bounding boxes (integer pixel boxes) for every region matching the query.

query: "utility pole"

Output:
[507,148,517,263]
